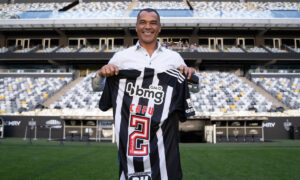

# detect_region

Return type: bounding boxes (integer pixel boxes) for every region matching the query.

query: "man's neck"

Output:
[139,41,158,57]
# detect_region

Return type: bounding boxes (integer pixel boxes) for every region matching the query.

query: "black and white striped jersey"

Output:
[99,68,195,180]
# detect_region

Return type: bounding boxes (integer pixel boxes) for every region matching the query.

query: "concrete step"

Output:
[43,77,84,107]
[240,77,289,109]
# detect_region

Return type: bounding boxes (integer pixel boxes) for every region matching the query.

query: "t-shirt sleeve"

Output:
[108,52,121,67]
[99,77,113,111]
[174,51,186,68]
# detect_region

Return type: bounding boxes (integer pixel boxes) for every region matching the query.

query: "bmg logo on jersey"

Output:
[126,82,164,104]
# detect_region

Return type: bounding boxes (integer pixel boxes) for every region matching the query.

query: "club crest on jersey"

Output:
[126,82,164,104]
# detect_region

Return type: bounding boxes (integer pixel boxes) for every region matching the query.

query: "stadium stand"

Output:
[191,72,273,116]
[133,1,189,10]
[55,46,77,53]
[190,1,300,18]
[0,1,71,19]
[252,75,300,109]
[50,73,101,110]
[0,74,72,114]
[0,47,8,53]
[0,0,300,142]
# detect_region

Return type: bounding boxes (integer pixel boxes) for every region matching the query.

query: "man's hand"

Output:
[98,64,119,77]
[179,65,196,79]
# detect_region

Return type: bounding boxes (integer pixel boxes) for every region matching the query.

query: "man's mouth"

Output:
[143,31,153,35]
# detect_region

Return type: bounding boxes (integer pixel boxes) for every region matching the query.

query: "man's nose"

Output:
[145,23,151,29]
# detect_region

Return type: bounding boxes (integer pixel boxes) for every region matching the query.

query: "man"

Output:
[97,8,195,78]
[94,8,196,180]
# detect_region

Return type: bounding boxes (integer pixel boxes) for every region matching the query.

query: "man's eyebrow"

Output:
[138,19,158,23]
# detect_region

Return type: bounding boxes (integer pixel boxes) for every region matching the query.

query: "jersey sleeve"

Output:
[173,75,195,121]
[182,78,196,117]
[99,76,113,111]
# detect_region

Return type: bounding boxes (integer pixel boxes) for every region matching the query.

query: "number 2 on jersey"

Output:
[128,115,150,156]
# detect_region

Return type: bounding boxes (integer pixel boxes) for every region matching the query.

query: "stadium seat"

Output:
[252,76,300,109]
[245,135,253,142]
[237,135,245,142]
[191,72,273,116]
[82,133,89,142]
[0,75,72,113]
[66,133,72,141]
[221,135,228,142]
[50,73,101,110]
[228,135,236,142]
[253,135,261,142]
[72,133,81,141]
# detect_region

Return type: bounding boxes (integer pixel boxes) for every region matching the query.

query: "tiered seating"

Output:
[57,1,130,18]
[134,1,189,10]
[265,47,285,53]
[37,47,57,53]
[111,46,125,52]
[191,1,299,11]
[15,47,35,53]
[293,48,300,53]
[0,47,8,53]
[50,73,101,109]
[252,76,300,109]
[0,76,72,114]
[251,2,298,11]
[191,72,273,116]
[191,1,299,18]
[0,2,69,12]
[248,47,267,53]
[0,2,70,19]
[70,1,130,12]
[79,47,98,53]
[227,47,244,53]
[197,47,213,52]
[191,1,250,12]
[56,47,77,53]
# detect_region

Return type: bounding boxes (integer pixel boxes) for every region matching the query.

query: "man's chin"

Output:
[140,39,156,45]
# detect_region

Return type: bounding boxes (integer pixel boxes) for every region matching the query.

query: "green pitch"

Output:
[0,138,300,180]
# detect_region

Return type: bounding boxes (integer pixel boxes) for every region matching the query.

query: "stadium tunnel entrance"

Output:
[61,116,114,142]
[210,116,267,143]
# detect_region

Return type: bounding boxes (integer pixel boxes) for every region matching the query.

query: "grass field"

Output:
[0,138,300,180]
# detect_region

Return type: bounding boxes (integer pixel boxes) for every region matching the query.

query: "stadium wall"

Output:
[1,115,300,140]
[1,115,63,139]
[264,117,300,140]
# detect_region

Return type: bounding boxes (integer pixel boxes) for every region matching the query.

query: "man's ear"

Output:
[158,23,161,33]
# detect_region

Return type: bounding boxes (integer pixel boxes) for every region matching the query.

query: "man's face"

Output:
[136,11,161,45]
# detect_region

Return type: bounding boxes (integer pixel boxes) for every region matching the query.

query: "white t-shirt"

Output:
[109,42,186,71]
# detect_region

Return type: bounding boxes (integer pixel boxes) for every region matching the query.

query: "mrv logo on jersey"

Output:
[126,82,164,104]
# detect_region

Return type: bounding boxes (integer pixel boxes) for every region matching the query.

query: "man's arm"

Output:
[179,65,196,80]
[98,64,119,77]
[92,64,119,92]
[91,74,105,92]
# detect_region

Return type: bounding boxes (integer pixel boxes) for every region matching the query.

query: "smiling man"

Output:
[94,8,196,180]
[98,8,195,78]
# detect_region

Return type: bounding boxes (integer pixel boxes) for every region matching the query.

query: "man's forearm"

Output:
[91,74,105,92]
